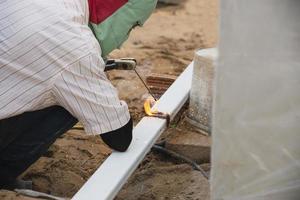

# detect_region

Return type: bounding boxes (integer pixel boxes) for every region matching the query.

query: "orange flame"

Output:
[143,98,170,127]
[144,98,158,116]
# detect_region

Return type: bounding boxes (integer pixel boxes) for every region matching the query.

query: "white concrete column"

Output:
[212,1,300,199]
[187,48,217,135]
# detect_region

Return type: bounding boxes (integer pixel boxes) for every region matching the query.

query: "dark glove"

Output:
[100,118,133,152]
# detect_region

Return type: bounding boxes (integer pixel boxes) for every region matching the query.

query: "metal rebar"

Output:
[134,68,158,101]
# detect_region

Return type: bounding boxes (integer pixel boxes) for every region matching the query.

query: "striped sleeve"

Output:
[52,53,131,135]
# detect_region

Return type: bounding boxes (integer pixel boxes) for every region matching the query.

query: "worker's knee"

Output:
[100,118,133,152]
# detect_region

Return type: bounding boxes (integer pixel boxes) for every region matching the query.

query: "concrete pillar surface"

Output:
[187,48,217,135]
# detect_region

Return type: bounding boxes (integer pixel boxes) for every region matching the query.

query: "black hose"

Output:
[152,144,209,180]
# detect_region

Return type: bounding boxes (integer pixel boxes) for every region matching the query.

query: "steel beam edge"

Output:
[72,63,193,200]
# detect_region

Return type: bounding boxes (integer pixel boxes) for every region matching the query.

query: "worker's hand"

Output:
[100,118,133,152]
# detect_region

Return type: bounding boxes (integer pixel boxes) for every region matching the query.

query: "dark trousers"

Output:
[0,106,78,183]
[0,105,132,185]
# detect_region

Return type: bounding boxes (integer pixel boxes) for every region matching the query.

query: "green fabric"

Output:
[90,0,157,57]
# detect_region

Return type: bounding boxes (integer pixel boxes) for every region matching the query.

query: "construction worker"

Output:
[0,0,135,190]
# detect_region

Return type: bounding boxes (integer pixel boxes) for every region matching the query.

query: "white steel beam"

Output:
[72,63,193,200]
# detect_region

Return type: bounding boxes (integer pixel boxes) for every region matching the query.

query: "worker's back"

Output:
[0,0,107,121]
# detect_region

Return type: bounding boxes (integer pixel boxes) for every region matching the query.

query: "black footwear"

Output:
[0,179,32,190]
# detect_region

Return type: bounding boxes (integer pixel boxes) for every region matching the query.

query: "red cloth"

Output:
[88,0,128,24]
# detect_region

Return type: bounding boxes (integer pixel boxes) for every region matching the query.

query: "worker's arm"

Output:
[52,53,131,136]
[100,117,133,152]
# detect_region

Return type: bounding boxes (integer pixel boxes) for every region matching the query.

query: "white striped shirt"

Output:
[0,0,130,135]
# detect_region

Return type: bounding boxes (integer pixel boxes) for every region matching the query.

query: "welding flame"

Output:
[144,98,158,116]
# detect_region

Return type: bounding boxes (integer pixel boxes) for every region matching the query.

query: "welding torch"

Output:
[104,58,170,125]
[104,58,156,100]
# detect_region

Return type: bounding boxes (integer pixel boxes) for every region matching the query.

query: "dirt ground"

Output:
[0,0,218,199]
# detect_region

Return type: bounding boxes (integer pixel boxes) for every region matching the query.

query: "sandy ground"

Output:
[109,0,218,121]
[0,0,218,199]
